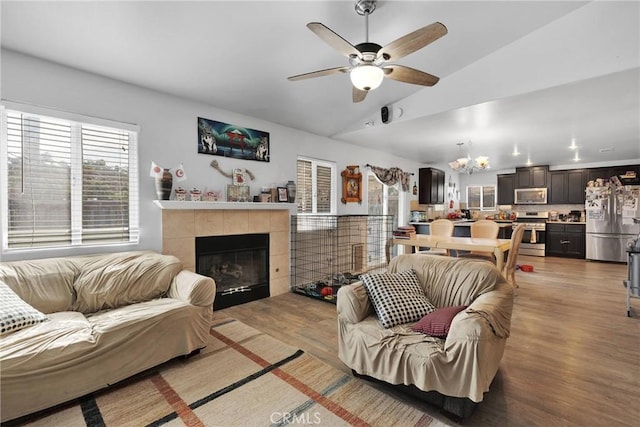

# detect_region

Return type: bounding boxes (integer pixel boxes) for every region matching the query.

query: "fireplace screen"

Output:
[196,233,269,309]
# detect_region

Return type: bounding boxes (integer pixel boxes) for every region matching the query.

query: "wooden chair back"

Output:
[430,219,454,237]
[471,220,500,239]
[468,219,500,258]
[414,219,454,255]
[504,223,526,288]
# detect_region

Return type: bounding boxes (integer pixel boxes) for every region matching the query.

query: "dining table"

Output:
[392,235,512,272]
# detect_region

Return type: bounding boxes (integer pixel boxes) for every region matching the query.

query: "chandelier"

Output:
[448,141,490,174]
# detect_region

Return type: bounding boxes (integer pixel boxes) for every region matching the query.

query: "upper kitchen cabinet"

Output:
[419,167,445,205]
[586,165,640,183]
[516,165,548,188]
[549,169,586,204]
[497,174,515,205]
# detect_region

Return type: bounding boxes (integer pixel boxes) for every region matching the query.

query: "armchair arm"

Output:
[446,281,514,344]
[168,270,216,307]
[336,281,374,324]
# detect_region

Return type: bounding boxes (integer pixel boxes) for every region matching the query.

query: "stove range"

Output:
[513,211,548,256]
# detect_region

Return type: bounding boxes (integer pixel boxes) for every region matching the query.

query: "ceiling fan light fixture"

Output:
[350,64,384,91]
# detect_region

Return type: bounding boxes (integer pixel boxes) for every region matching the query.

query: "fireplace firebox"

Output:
[196,233,269,310]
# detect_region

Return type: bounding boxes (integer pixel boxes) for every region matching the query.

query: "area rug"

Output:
[8,319,452,427]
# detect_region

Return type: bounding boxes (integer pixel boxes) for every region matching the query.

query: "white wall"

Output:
[0,49,424,261]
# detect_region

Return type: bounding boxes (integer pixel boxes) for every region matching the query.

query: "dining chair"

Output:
[458,219,500,261]
[504,223,526,288]
[414,219,454,256]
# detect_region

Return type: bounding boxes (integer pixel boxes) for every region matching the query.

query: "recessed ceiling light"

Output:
[526,157,532,166]
[599,148,614,153]
[512,146,520,156]
[569,138,578,150]
[573,151,580,161]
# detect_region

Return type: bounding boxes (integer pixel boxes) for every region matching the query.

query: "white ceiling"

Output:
[2,1,639,171]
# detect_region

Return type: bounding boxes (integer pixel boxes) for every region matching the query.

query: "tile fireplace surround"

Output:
[155,201,293,298]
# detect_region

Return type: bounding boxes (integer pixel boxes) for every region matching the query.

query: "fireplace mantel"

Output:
[157,202,292,299]
[154,200,296,213]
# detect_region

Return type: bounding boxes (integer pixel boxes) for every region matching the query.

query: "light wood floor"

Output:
[214,255,640,426]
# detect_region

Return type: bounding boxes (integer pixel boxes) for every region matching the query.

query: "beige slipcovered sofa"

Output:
[0,251,215,422]
[337,254,513,418]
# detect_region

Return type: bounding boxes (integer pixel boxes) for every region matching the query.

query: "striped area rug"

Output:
[10,319,453,427]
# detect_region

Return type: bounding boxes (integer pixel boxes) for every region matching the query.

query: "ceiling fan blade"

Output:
[378,22,447,61]
[353,86,368,103]
[288,66,350,81]
[307,22,362,58]
[383,65,440,86]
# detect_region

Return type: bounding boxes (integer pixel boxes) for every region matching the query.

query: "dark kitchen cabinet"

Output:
[419,167,445,205]
[586,168,607,183]
[566,169,587,203]
[548,171,565,204]
[545,223,585,259]
[516,166,548,188]
[497,174,515,205]
[549,169,586,204]
[586,165,640,183]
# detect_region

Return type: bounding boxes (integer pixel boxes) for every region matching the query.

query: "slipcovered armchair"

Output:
[337,254,514,418]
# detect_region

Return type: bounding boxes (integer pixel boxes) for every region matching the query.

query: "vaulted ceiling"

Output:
[2,1,638,171]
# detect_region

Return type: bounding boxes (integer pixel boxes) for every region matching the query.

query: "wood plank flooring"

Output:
[214,255,640,426]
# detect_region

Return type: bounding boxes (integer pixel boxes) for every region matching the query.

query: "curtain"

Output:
[368,165,412,192]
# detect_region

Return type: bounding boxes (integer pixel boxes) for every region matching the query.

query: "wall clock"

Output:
[341,165,362,204]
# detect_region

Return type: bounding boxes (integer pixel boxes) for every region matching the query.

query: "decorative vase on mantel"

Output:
[286,180,297,203]
[155,169,173,200]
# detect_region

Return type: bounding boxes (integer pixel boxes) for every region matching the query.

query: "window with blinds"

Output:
[1,107,139,250]
[296,157,336,215]
[467,185,496,211]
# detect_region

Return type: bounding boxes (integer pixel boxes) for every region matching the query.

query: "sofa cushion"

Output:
[0,282,48,335]
[360,270,435,328]
[412,305,468,338]
[73,252,182,314]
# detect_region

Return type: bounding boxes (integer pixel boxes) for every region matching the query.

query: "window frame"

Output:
[1,101,140,255]
[466,185,496,211]
[296,156,337,216]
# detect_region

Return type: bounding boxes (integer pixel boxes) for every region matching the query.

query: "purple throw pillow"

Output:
[411,305,468,338]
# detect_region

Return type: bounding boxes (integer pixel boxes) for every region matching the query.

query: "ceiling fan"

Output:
[287,0,447,103]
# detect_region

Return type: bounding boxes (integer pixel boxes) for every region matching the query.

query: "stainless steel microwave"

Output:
[514,188,547,204]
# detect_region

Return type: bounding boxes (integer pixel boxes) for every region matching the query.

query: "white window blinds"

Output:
[296,157,336,215]
[2,107,139,250]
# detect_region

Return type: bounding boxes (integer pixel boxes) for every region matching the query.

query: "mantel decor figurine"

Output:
[150,162,187,200]
[286,180,297,203]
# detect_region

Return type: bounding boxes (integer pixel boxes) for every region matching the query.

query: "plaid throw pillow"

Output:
[360,270,435,328]
[0,282,48,335]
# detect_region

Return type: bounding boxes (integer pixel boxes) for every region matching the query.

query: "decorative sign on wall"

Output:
[198,117,270,162]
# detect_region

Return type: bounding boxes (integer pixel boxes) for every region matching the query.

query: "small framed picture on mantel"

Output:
[227,184,251,202]
[277,187,289,203]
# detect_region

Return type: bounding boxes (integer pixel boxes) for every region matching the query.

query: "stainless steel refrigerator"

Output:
[586,185,640,262]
